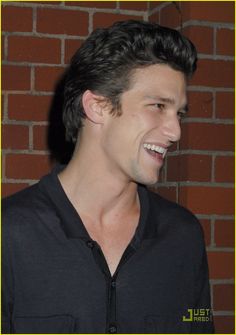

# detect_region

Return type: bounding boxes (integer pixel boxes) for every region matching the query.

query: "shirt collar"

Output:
[39,165,150,248]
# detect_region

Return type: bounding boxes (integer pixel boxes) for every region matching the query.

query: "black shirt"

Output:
[2,166,214,334]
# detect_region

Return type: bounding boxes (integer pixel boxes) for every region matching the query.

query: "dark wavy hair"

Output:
[63,20,197,143]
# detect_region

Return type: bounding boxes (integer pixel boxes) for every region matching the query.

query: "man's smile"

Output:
[143,143,167,163]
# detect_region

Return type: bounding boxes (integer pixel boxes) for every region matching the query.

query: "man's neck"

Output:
[58,150,139,225]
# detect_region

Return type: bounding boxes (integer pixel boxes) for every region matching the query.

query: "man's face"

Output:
[101,64,187,185]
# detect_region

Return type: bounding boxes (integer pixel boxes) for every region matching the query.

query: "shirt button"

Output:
[111,281,116,288]
[86,240,94,249]
[108,325,117,333]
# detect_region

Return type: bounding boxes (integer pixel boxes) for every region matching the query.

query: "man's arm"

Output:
[191,245,215,333]
[2,205,14,334]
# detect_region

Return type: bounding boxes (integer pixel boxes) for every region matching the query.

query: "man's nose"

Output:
[161,115,181,143]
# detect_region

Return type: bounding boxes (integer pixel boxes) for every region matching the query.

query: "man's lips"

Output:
[143,143,168,158]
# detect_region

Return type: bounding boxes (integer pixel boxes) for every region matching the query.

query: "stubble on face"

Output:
[100,64,187,186]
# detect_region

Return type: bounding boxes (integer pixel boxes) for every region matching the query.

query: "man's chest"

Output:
[84,221,138,276]
[12,235,197,333]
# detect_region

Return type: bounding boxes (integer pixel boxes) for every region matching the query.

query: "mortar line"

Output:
[61,38,65,65]
[211,217,216,247]
[32,6,37,33]
[29,124,33,151]
[213,25,217,56]
[30,66,35,92]
[211,155,215,183]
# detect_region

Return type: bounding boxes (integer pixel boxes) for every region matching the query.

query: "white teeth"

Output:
[143,143,167,157]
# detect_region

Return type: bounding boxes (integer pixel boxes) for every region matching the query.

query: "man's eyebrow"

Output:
[144,95,176,104]
[144,95,188,112]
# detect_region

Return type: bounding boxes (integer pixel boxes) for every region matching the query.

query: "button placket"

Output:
[111,281,116,288]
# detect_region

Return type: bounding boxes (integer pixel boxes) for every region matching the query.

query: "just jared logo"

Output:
[182,309,213,322]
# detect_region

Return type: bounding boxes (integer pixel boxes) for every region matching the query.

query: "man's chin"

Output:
[144,179,159,187]
[135,174,159,187]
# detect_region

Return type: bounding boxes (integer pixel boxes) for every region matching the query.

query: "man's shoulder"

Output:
[147,188,197,219]
[3,183,41,214]
[3,183,36,210]
[2,181,53,231]
[146,188,204,244]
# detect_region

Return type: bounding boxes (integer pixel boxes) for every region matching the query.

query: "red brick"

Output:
[160,3,181,29]
[179,186,234,215]
[64,39,83,64]
[8,94,52,122]
[181,1,235,23]
[215,220,235,248]
[216,92,234,119]
[1,183,29,198]
[200,219,211,246]
[187,91,213,118]
[190,59,234,88]
[2,124,29,150]
[35,66,65,92]
[151,186,177,202]
[167,154,211,182]
[217,28,234,56]
[213,284,235,311]
[183,26,213,54]
[2,35,5,60]
[215,156,234,183]
[119,1,148,10]
[148,11,159,24]
[37,8,89,36]
[2,65,31,91]
[2,94,5,120]
[8,36,61,64]
[207,251,234,279]
[5,154,52,180]
[65,1,116,8]
[33,125,49,150]
[2,6,33,32]
[93,13,143,29]
[214,316,235,334]
[180,123,234,151]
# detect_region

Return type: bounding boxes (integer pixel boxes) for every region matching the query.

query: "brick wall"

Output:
[2,1,235,333]
[149,2,235,333]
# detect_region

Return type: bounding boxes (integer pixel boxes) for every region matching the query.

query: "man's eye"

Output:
[154,103,165,110]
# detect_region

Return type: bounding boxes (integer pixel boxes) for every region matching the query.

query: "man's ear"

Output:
[82,90,107,124]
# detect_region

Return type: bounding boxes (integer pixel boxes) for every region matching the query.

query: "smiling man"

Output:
[2,20,214,334]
